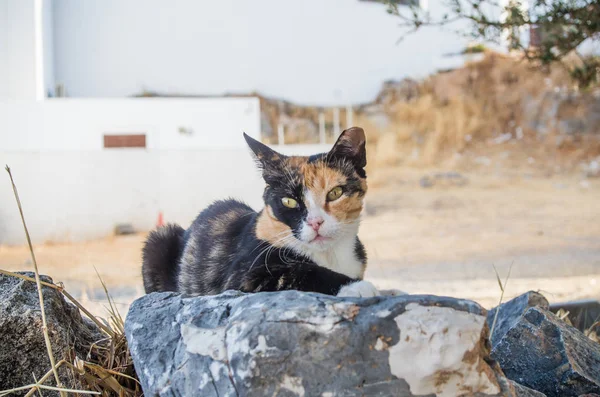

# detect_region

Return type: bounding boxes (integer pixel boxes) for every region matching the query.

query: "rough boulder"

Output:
[0,272,102,394]
[125,290,538,397]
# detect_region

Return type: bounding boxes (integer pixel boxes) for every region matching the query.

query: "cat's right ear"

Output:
[243,133,285,169]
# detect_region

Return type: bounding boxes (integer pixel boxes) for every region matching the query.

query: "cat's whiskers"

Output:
[263,245,275,276]
[249,232,295,272]
[264,234,298,275]
[248,228,290,255]
[278,242,294,266]
[249,240,282,272]
[276,234,302,263]
[250,236,286,270]
[280,236,303,266]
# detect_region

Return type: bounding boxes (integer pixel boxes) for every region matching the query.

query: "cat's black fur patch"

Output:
[142,224,185,293]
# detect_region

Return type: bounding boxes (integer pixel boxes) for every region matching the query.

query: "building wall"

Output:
[0,97,263,243]
[51,0,472,105]
[0,149,259,245]
[0,1,7,98]
[0,0,38,100]
[42,0,55,97]
[0,97,261,151]
[0,97,333,244]
[0,144,329,245]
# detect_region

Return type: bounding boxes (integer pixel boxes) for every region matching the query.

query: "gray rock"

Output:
[583,158,600,178]
[114,222,136,235]
[419,176,435,188]
[0,272,103,395]
[375,78,420,105]
[279,116,318,144]
[358,103,392,130]
[126,290,526,396]
[260,109,274,140]
[523,90,600,137]
[558,119,586,135]
[491,307,600,397]
[509,380,547,397]
[420,172,469,188]
[487,291,549,344]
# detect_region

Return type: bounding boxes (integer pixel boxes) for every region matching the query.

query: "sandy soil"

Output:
[1,167,599,317]
[363,168,600,307]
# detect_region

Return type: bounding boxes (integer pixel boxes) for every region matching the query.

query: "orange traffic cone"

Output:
[157,211,164,228]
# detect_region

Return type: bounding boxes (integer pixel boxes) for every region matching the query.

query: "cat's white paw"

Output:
[337,280,380,298]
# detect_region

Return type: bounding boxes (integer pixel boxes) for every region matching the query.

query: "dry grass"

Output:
[3,166,66,397]
[257,51,600,172]
[555,308,600,343]
[383,94,487,165]
[0,166,141,397]
[366,52,593,166]
[489,262,514,343]
[587,322,600,343]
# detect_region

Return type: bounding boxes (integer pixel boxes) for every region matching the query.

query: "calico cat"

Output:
[142,127,379,298]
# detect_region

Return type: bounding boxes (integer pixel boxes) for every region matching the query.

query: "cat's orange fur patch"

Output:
[255,205,293,246]
[302,161,366,223]
[285,156,307,168]
[302,162,345,191]
[328,198,363,222]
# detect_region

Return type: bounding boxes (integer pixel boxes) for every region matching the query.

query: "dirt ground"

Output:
[1,166,599,317]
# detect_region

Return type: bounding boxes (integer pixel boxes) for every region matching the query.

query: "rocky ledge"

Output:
[125,290,563,397]
[2,270,598,397]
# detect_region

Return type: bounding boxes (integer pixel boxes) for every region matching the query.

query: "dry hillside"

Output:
[257,52,600,175]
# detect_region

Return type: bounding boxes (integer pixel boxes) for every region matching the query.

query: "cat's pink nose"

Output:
[307,217,324,232]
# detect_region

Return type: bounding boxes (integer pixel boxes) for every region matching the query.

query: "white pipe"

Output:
[346,105,353,128]
[318,113,326,143]
[34,0,45,101]
[277,123,285,145]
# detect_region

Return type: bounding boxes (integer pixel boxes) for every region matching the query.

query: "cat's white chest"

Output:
[309,237,364,279]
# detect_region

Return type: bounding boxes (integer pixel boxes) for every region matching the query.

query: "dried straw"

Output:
[489,261,515,342]
[4,165,66,397]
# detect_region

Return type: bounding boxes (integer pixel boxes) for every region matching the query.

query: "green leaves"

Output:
[383,0,599,87]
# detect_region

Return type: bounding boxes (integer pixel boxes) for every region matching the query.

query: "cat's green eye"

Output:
[282,197,298,208]
[327,186,344,201]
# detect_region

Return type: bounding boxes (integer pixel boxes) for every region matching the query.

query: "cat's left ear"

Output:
[328,127,367,171]
[243,133,285,168]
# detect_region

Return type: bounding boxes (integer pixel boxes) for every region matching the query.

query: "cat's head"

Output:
[244,127,367,253]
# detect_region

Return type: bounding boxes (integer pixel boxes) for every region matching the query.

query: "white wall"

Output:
[0,143,330,245]
[0,0,38,100]
[0,1,7,98]
[0,97,334,245]
[42,0,55,97]
[51,0,471,105]
[0,150,261,244]
[0,97,261,151]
